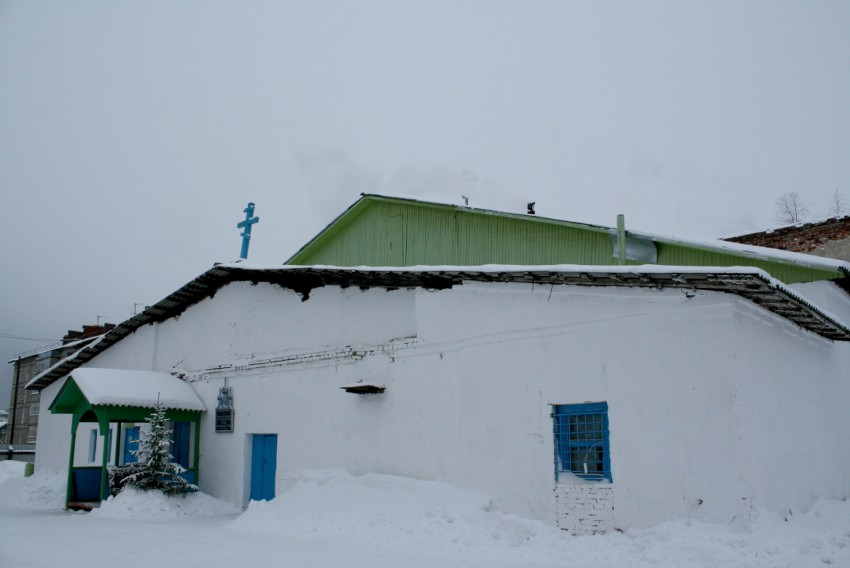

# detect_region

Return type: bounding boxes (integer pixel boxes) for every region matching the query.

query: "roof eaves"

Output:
[8,334,103,364]
[26,336,106,391]
[26,263,850,392]
[637,231,850,276]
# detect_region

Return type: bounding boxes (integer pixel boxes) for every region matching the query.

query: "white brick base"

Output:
[554,483,615,535]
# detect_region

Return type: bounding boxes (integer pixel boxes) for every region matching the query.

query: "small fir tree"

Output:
[112,402,197,495]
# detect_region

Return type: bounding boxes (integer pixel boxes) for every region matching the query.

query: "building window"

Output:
[553,402,611,482]
[29,404,39,417]
[88,429,98,463]
[27,425,37,443]
[33,355,51,375]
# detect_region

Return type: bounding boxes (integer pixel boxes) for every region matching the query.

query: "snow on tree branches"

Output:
[109,403,197,496]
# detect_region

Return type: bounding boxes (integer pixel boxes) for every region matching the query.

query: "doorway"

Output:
[250,434,277,501]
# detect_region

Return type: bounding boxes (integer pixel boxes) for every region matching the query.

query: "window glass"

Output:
[88,429,98,463]
[553,402,611,482]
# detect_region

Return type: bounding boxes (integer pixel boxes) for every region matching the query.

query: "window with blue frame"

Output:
[553,402,611,482]
[123,426,140,465]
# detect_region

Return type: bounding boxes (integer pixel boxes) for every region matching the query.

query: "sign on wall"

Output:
[215,385,234,433]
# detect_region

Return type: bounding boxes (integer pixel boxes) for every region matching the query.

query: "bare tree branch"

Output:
[774,192,810,224]
[827,188,847,217]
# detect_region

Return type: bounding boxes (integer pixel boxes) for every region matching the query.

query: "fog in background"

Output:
[1,1,848,406]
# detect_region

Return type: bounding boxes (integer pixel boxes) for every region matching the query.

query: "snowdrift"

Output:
[92,486,239,519]
[1,466,849,567]
[0,462,65,510]
[231,468,566,550]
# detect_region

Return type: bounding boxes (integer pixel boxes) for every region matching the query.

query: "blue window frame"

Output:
[553,402,611,482]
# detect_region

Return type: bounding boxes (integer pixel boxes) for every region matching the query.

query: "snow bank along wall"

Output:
[36,280,850,531]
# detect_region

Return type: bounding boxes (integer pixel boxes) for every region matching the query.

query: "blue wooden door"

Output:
[123,427,139,464]
[250,434,277,501]
[172,422,191,469]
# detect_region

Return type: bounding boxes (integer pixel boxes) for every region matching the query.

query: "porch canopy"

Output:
[49,368,205,504]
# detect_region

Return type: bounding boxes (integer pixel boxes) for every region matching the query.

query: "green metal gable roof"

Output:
[285,194,848,285]
[288,195,614,267]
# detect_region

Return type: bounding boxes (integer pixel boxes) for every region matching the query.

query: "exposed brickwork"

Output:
[65,323,115,343]
[725,217,850,258]
[554,483,615,535]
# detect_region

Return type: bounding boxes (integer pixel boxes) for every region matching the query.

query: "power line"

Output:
[0,332,63,342]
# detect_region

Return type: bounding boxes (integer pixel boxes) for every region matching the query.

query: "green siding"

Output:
[291,201,616,267]
[287,196,845,285]
[654,242,842,284]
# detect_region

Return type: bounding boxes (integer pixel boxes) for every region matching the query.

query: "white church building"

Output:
[28,262,850,534]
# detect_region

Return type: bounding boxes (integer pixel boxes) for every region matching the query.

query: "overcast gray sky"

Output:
[1,1,849,406]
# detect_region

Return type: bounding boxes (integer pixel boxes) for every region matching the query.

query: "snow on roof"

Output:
[224,260,842,277]
[719,215,850,240]
[26,335,106,390]
[8,334,104,364]
[67,368,205,411]
[632,228,850,272]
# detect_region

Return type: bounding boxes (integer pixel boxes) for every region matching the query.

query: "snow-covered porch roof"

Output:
[50,368,206,414]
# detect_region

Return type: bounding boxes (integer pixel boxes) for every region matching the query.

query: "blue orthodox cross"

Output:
[237,202,259,259]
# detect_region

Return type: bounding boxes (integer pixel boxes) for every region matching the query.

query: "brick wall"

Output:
[554,483,615,535]
[725,217,850,258]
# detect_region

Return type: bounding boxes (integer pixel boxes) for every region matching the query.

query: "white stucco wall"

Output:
[789,280,850,327]
[730,299,850,515]
[34,379,71,473]
[34,279,850,531]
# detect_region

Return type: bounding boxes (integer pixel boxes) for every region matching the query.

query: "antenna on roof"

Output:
[527,202,536,215]
[462,195,469,206]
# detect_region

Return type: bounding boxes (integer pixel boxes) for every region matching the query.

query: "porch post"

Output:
[114,422,123,465]
[193,414,201,486]
[65,414,80,506]
[99,416,111,500]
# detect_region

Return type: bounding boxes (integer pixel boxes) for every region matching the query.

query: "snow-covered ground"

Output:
[1,461,848,568]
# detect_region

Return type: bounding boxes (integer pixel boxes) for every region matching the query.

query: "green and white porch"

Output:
[48,368,205,505]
